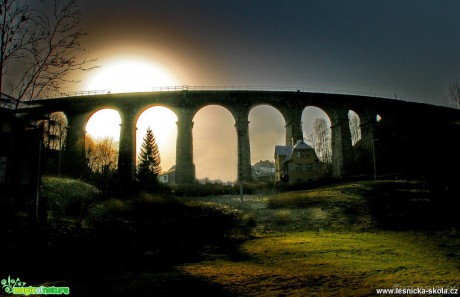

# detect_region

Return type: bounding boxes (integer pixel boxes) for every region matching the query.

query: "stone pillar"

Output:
[358,112,377,176]
[235,110,252,183]
[118,109,137,186]
[175,108,195,184]
[359,113,377,153]
[284,108,304,146]
[330,108,353,177]
[63,111,90,178]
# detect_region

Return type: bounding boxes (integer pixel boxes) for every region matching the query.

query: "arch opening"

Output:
[39,112,68,176]
[249,105,284,183]
[302,106,332,165]
[348,110,362,146]
[193,105,237,183]
[41,112,68,151]
[136,106,177,178]
[85,109,121,173]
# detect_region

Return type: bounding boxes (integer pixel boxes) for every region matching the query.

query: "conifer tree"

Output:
[136,127,162,186]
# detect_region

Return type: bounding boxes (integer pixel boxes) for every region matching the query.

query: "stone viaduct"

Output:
[25,89,460,185]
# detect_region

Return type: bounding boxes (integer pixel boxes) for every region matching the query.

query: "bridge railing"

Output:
[61,89,112,97]
[49,86,407,101]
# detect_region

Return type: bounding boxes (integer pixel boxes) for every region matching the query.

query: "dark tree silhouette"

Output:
[0,0,95,107]
[1,0,95,186]
[449,80,460,109]
[136,127,162,188]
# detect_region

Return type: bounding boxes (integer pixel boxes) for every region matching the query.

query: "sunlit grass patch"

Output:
[179,231,460,296]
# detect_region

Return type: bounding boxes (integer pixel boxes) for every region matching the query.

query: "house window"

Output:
[303,164,313,171]
[298,151,310,158]
[296,164,302,171]
[160,175,168,183]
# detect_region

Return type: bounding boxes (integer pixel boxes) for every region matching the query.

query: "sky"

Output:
[52,0,460,181]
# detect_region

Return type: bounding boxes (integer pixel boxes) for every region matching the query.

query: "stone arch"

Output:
[248,104,285,164]
[302,106,332,165]
[136,105,178,174]
[192,103,237,124]
[85,108,121,174]
[192,105,238,183]
[39,112,68,176]
[348,110,362,146]
[42,111,68,151]
[86,108,121,140]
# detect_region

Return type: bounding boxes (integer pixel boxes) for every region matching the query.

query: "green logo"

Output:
[1,276,26,294]
[1,276,69,295]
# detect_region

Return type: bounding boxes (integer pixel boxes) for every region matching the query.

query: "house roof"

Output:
[293,139,312,150]
[274,145,292,158]
[160,165,176,175]
[286,140,314,161]
[253,160,275,169]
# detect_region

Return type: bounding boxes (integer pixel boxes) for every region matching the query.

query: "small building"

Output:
[158,165,176,184]
[252,160,275,183]
[1,93,45,225]
[274,140,325,184]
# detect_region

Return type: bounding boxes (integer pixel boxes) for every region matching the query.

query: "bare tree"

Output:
[348,110,361,146]
[41,112,67,150]
[0,0,95,108]
[0,0,30,101]
[305,118,332,165]
[85,136,119,174]
[449,80,460,109]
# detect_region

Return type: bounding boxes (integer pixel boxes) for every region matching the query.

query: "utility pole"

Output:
[239,172,244,203]
[372,138,378,180]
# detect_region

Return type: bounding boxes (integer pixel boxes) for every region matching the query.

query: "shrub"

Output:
[274,210,291,235]
[87,193,240,258]
[239,213,257,238]
[41,177,99,224]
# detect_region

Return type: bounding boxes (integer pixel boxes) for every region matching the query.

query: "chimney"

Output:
[291,138,295,146]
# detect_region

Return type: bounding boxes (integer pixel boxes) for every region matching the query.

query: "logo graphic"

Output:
[1,276,26,294]
[1,276,69,295]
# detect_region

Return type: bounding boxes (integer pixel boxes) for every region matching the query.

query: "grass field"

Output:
[176,180,460,296]
[179,231,460,296]
[5,179,458,296]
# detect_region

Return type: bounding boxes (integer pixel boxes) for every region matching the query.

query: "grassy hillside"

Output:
[180,231,460,296]
[18,179,460,296]
[186,180,457,232]
[176,180,460,296]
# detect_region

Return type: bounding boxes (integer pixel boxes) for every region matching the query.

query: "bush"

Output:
[87,193,240,259]
[274,210,291,235]
[239,213,257,238]
[41,177,99,224]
